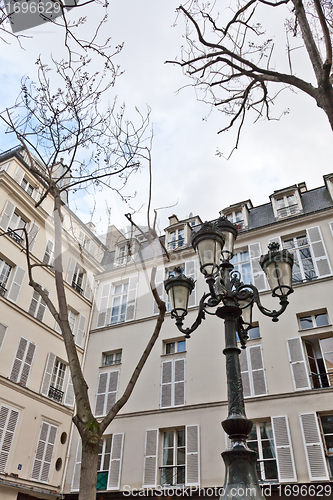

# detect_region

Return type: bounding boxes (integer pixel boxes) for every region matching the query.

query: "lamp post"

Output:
[164,217,294,500]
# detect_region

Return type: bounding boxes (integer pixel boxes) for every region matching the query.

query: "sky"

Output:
[0,0,333,239]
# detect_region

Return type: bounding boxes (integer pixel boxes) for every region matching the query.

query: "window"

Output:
[161,358,185,408]
[43,240,54,266]
[160,429,185,486]
[143,426,200,488]
[28,287,49,322]
[276,194,299,218]
[21,178,35,197]
[283,235,316,283]
[40,353,72,404]
[165,340,186,354]
[304,337,333,389]
[116,244,130,265]
[110,283,128,324]
[95,371,120,416]
[9,337,36,387]
[230,250,252,284]
[237,324,260,342]
[320,415,333,476]
[72,264,84,295]
[8,210,27,245]
[0,405,20,473]
[299,312,329,330]
[68,309,77,332]
[97,437,112,490]
[227,210,244,230]
[49,358,66,402]
[247,421,278,481]
[103,351,122,366]
[168,228,185,250]
[0,258,12,296]
[31,421,57,483]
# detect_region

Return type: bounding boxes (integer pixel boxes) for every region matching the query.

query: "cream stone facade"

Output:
[63,177,333,500]
[0,147,105,500]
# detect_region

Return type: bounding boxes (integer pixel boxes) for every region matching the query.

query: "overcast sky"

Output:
[1,0,333,238]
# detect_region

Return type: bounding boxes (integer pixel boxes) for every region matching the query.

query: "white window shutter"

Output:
[108,433,124,490]
[75,314,86,348]
[43,240,54,266]
[27,223,40,251]
[239,348,251,397]
[185,260,196,307]
[0,323,7,352]
[299,412,329,481]
[71,439,82,491]
[126,275,138,321]
[0,405,20,473]
[84,272,93,301]
[66,258,76,284]
[18,340,36,387]
[143,429,158,487]
[64,373,75,407]
[249,345,267,396]
[0,200,15,231]
[271,415,297,482]
[306,226,332,278]
[186,424,200,486]
[9,337,27,383]
[31,422,58,482]
[13,166,25,185]
[286,338,311,390]
[106,371,120,414]
[40,353,56,397]
[97,283,111,328]
[7,266,25,303]
[28,290,39,317]
[95,373,108,416]
[161,360,172,408]
[0,161,10,172]
[249,242,267,291]
[153,268,164,315]
[36,290,48,322]
[174,358,185,406]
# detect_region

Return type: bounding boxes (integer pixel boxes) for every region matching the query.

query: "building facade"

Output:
[63,175,333,499]
[0,147,106,500]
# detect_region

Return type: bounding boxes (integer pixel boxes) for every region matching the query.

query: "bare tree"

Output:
[0,58,167,500]
[170,0,333,153]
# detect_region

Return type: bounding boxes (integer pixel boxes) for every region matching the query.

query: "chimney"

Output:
[168,214,179,226]
[298,182,307,193]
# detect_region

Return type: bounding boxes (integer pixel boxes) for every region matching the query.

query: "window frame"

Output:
[103,350,122,366]
[283,234,316,283]
[160,428,186,486]
[164,340,186,355]
[0,258,12,296]
[110,282,128,325]
[168,228,185,250]
[247,420,279,482]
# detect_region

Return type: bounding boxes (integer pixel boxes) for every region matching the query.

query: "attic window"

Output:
[276,194,299,218]
[168,228,184,250]
[226,211,244,230]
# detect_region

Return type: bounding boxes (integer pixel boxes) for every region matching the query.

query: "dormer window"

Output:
[169,229,185,250]
[21,178,35,197]
[226,211,244,230]
[116,243,131,265]
[276,194,298,218]
[271,187,303,219]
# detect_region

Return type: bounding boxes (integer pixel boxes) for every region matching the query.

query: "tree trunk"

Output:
[316,85,333,130]
[79,432,100,500]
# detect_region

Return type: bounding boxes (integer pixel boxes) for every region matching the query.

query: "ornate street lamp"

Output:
[164,217,294,500]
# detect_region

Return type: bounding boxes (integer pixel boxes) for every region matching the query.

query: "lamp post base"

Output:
[220,446,266,500]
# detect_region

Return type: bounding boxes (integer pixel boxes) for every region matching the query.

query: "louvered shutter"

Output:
[106,371,119,413]
[64,373,75,407]
[0,161,10,172]
[271,415,297,482]
[161,360,172,408]
[66,258,76,284]
[0,200,15,231]
[249,345,267,396]
[36,290,48,322]
[0,323,7,351]
[7,266,25,303]
[95,373,108,416]
[40,353,56,397]
[84,272,93,301]
[31,422,58,482]
[186,425,200,486]
[9,337,27,383]
[239,349,251,397]
[28,290,39,317]
[27,223,40,251]
[286,338,311,390]
[125,275,138,321]
[299,412,329,481]
[143,429,158,487]
[75,314,86,348]
[13,166,24,184]
[97,283,111,328]
[249,242,267,291]
[307,226,332,278]
[43,240,54,266]
[108,433,124,490]
[174,358,185,406]
[19,341,36,386]
[0,405,19,473]
[71,439,82,491]
[153,268,164,315]
[185,260,196,307]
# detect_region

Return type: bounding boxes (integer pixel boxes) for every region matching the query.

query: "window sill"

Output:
[161,352,187,358]
[299,324,332,335]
